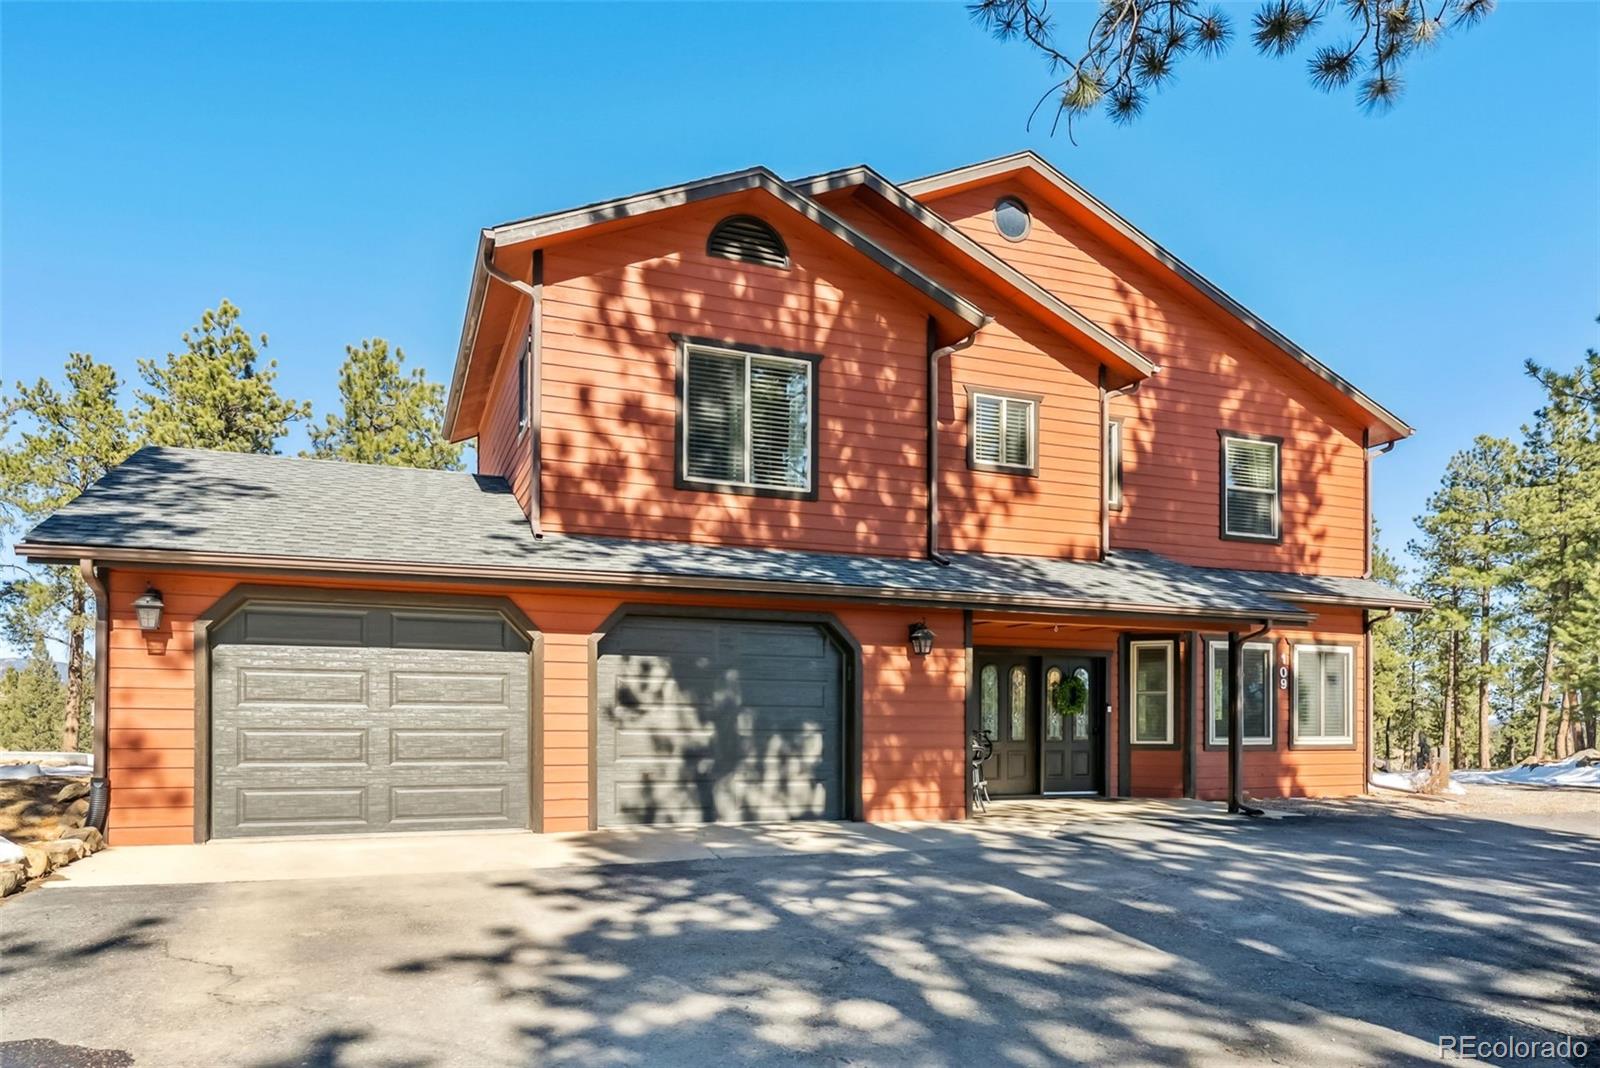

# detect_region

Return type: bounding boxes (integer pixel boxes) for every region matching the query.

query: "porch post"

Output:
[1228,621,1270,816]
[1227,630,1244,814]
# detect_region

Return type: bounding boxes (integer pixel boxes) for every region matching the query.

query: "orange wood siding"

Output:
[1190,609,1369,799]
[822,192,1102,559]
[920,181,1369,576]
[474,297,533,511]
[529,191,938,558]
[100,570,966,843]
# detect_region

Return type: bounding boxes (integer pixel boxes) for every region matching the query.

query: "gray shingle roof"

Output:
[19,447,1424,619]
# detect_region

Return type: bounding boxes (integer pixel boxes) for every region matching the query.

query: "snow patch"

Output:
[1453,754,1600,789]
[1370,769,1466,796]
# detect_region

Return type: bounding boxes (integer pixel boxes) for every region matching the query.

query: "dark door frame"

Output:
[191,584,544,844]
[967,647,1111,804]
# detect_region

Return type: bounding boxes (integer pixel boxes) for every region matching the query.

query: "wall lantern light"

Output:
[908,620,935,657]
[132,587,165,631]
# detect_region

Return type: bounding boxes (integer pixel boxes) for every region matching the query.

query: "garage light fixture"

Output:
[908,620,935,657]
[132,586,164,631]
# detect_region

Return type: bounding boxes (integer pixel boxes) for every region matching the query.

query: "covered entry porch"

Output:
[965,609,1362,814]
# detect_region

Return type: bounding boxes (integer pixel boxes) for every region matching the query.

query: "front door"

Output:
[976,654,1038,796]
[1041,656,1100,794]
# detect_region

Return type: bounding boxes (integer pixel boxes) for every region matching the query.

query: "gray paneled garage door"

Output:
[210,604,530,839]
[596,616,844,826]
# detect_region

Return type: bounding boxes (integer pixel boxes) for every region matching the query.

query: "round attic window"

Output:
[994,196,1031,241]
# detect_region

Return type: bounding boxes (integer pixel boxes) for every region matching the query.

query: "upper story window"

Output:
[516,336,530,433]
[1293,645,1354,746]
[680,340,816,496]
[1208,640,1274,746]
[1129,640,1174,745]
[1220,432,1281,541]
[994,196,1031,242]
[969,390,1038,475]
[1107,419,1124,509]
[707,215,789,269]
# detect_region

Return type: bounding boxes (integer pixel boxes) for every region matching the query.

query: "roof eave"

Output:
[15,541,1313,626]
[793,164,1157,385]
[443,167,991,438]
[904,152,1413,444]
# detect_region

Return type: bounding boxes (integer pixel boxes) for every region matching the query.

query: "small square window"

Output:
[1221,434,1280,540]
[970,391,1037,473]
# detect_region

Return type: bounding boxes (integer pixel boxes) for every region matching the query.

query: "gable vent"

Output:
[707,215,790,269]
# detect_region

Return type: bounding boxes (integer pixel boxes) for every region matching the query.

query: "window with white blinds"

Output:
[1293,646,1353,744]
[1222,435,1280,539]
[682,345,812,492]
[971,392,1036,471]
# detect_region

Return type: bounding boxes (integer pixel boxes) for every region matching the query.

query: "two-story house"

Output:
[20,151,1423,845]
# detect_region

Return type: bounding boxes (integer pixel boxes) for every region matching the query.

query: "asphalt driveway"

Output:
[2,802,1595,1068]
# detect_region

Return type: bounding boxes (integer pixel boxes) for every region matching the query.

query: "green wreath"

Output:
[1050,672,1089,718]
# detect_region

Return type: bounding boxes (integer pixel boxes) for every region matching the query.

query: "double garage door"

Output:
[210,604,846,838]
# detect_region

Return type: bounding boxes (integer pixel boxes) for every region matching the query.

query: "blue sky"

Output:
[3,1,1597,579]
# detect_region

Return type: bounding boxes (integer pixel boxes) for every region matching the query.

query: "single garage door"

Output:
[595,616,845,826]
[209,602,531,839]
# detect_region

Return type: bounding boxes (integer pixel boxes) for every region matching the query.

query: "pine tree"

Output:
[306,339,463,470]
[1515,338,1600,759]
[1,352,137,750]
[1452,437,1519,769]
[0,639,67,752]
[136,300,309,453]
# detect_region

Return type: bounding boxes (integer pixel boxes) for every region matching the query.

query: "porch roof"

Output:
[19,447,1423,622]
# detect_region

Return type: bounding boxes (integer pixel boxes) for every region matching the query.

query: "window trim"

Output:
[1290,644,1356,748]
[993,195,1032,242]
[706,214,791,270]
[965,385,1041,477]
[1107,418,1124,510]
[1218,430,1284,543]
[1128,639,1175,746]
[1204,639,1276,748]
[515,336,530,436]
[672,334,821,502]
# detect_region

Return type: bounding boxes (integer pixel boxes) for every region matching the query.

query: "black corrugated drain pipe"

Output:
[78,559,111,833]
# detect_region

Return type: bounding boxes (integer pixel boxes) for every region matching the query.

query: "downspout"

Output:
[926,316,989,565]
[78,559,110,833]
[482,242,545,537]
[1228,619,1272,816]
[1363,434,1396,578]
[1101,376,1144,560]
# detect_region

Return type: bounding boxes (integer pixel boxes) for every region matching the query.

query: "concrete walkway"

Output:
[47,798,1266,887]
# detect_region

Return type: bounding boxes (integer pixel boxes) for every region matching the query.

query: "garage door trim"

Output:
[587,604,862,829]
[192,585,542,843]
